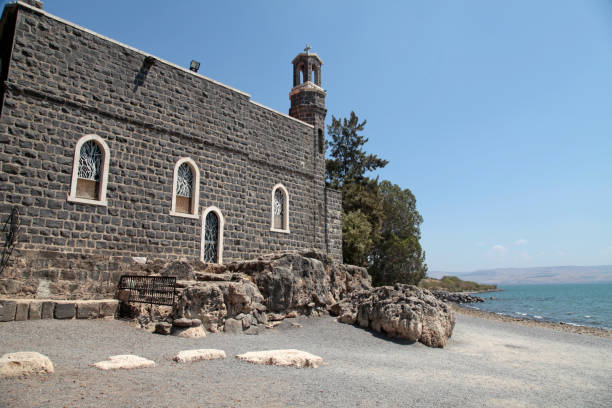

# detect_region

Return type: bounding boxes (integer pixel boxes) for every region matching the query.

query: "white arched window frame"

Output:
[170,157,200,219]
[67,134,110,206]
[270,183,290,233]
[200,206,225,264]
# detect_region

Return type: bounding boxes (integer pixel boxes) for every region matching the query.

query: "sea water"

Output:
[470,283,612,329]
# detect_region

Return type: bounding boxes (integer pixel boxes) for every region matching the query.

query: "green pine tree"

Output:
[325,112,427,284]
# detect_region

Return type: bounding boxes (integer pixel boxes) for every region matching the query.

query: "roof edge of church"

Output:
[250,100,314,128]
[13,1,317,130]
[14,1,252,98]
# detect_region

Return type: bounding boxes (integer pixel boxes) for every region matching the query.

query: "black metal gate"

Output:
[118,275,176,306]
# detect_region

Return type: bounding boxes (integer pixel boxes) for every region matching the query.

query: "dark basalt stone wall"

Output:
[0,3,342,272]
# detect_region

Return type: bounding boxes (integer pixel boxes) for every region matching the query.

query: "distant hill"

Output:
[419,276,497,292]
[429,265,612,285]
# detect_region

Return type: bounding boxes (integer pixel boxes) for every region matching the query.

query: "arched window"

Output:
[67,134,110,206]
[176,163,193,212]
[271,184,289,233]
[201,206,224,264]
[170,157,200,218]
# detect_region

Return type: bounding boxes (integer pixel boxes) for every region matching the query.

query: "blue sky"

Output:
[7,0,611,272]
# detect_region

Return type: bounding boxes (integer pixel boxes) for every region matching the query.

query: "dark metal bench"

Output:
[118,275,176,306]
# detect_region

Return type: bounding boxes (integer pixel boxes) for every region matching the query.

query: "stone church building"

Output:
[0,0,342,281]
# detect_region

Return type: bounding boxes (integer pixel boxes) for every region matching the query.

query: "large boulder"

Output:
[172,325,207,338]
[331,284,455,348]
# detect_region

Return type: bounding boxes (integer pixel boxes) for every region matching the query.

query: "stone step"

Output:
[0,299,118,322]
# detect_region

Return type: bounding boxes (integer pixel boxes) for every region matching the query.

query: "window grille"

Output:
[176,163,193,197]
[0,206,19,275]
[273,188,284,229]
[78,140,102,180]
[203,211,219,263]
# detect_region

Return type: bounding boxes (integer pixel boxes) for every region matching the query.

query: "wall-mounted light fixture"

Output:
[190,60,200,72]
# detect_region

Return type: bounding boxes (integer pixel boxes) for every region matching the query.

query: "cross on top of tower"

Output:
[304,44,311,53]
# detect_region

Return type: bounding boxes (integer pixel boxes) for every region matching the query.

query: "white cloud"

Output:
[492,244,507,254]
[515,238,528,246]
[557,250,566,256]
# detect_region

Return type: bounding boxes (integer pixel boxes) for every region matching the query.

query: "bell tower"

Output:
[289,45,327,154]
[289,46,329,254]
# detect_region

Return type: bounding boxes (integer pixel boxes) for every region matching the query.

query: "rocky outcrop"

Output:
[431,290,484,304]
[227,251,371,314]
[172,275,266,333]
[330,284,455,348]
[170,251,371,334]
[131,251,454,348]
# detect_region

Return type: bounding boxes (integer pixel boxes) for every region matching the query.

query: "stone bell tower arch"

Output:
[289,45,327,153]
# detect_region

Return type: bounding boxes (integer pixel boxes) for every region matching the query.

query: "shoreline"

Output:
[452,304,612,338]
[460,288,502,294]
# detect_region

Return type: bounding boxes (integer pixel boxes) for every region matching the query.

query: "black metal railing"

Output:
[1,206,20,275]
[118,275,176,306]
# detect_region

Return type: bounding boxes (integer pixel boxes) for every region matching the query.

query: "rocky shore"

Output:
[430,290,484,303]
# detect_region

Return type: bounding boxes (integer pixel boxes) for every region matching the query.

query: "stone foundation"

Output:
[0,299,118,321]
[0,249,367,331]
[0,248,222,300]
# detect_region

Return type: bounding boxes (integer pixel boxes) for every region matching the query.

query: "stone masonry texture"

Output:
[0,0,343,298]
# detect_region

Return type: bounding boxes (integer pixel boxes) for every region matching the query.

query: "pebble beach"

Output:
[453,304,612,338]
[1,313,611,407]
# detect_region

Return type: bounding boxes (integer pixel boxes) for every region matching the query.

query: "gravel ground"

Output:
[0,315,611,408]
